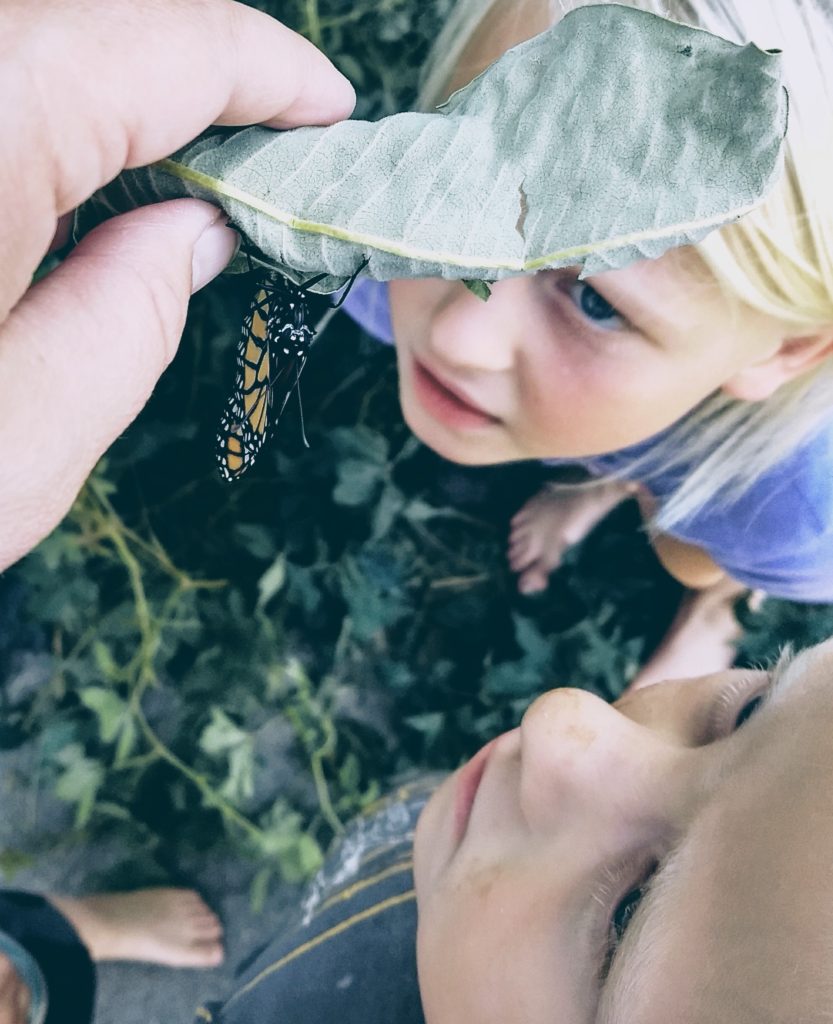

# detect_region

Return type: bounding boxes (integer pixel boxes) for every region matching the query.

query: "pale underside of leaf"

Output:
[81,4,788,293]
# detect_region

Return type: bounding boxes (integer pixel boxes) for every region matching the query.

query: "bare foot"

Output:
[627,578,756,691]
[48,888,224,968]
[0,954,30,1024]
[508,480,637,593]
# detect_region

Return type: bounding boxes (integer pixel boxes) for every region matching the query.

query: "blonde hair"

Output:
[419,0,833,531]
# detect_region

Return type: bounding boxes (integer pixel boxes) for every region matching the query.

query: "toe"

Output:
[508,517,531,540]
[518,568,549,595]
[510,502,537,527]
[187,902,220,921]
[181,888,211,909]
[507,536,529,562]
[169,940,225,969]
[508,519,528,547]
[203,943,225,968]
[191,940,225,968]
[509,538,538,572]
[194,917,224,940]
[194,906,218,924]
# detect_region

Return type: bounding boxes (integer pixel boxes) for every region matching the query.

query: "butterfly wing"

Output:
[215,283,273,482]
[216,276,316,482]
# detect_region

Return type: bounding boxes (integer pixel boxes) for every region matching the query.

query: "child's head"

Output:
[390,0,833,526]
[413,638,833,1023]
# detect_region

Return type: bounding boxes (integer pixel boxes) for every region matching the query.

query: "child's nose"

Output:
[518,688,684,833]
[425,278,527,373]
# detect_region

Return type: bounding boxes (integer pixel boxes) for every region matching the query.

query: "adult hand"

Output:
[0,953,29,1024]
[0,0,355,571]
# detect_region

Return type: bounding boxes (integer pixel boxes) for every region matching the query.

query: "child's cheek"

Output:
[389,278,457,345]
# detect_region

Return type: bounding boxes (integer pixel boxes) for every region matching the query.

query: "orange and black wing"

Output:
[215,284,274,482]
[215,270,327,482]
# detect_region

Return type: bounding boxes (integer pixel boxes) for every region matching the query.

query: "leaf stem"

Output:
[130,698,267,845]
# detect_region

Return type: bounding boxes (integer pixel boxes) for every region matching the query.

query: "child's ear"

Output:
[722,329,833,402]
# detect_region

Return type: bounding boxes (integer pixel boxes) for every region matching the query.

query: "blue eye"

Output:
[734,694,766,729]
[611,886,645,945]
[569,281,627,331]
[599,860,659,980]
[598,885,646,981]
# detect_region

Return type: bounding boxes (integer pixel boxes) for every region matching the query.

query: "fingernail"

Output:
[192,220,240,293]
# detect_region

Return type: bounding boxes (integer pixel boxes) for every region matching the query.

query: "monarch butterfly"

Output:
[215,260,367,483]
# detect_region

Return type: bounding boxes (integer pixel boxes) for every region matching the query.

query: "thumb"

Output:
[0,199,237,570]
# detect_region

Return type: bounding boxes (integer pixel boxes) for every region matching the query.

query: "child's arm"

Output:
[626,486,752,689]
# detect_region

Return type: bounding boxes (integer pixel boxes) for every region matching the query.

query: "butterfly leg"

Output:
[329,257,370,310]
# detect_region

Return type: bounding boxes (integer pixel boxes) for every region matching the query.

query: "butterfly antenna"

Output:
[294,369,310,449]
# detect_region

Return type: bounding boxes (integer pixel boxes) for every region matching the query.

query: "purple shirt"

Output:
[342,278,833,601]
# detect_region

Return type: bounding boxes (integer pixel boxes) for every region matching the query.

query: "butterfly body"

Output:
[216,273,316,483]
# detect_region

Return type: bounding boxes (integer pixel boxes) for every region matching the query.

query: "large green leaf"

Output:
[82,5,787,290]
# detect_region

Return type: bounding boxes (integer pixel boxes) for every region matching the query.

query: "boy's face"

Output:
[414,640,833,1023]
[389,251,790,464]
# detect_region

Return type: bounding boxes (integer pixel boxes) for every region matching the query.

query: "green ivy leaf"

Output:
[371,486,405,539]
[199,708,249,755]
[333,460,383,506]
[403,498,445,523]
[257,554,287,610]
[405,711,445,739]
[54,754,105,828]
[234,523,278,560]
[249,865,274,914]
[462,280,491,301]
[285,564,323,615]
[338,555,410,641]
[512,614,551,667]
[114,716,138,767]
[251,803,324,881]
[285,834,325,883]
[80,687,128,745]
[220,743,255,805]
[481,661,540,699]
[330,426,389,464]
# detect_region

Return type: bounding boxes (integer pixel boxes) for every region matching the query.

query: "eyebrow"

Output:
[595,646,805,1022]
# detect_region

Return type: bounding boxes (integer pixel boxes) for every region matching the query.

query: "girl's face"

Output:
[389,256,790,465]
[389,0,795,467]
[414,640,833,1023]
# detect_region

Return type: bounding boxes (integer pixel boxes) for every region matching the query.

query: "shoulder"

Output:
[200,778,437,1024]
[339,279,395,345]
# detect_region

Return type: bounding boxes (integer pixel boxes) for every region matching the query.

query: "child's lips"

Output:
[412,358,499,429]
